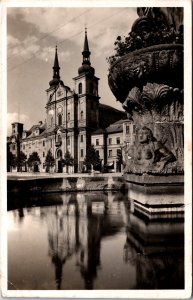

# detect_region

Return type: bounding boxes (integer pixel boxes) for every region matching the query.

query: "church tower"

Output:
[45,46,78,173]
[73,29,100,171]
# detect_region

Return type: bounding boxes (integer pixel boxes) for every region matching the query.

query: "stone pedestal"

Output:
[125,173,184,215]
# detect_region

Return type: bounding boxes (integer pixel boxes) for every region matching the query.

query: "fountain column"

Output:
[108,8,184,212]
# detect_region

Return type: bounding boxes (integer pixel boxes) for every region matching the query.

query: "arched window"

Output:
[78,83,82,94]
[80,110,84,120]
[58,114,62,125]
[56,135,62,144]
[57,149,62,159]
[67,112,70,121]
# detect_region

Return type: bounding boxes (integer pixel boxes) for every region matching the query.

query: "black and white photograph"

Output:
[0,0,192,298]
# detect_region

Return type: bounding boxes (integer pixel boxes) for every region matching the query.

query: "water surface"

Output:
[8,191,184,290]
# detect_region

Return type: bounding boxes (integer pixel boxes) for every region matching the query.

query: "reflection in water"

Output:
[41,192,125,289]
[8,191,184,290]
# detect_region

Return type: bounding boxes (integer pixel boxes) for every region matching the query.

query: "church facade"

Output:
[8,30,131,173]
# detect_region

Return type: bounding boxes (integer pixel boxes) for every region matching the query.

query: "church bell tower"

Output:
[73,29,100,171]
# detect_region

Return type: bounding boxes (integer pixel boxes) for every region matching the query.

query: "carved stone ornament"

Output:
[109,43,183,175]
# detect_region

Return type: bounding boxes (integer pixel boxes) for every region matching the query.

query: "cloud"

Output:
[7,35,20,47]
[39,47,71,63]
[7,113,31,136]
[8,33,71,63]
[7,7,138,60]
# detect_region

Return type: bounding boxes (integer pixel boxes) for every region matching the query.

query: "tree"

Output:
[44,150,55,172]
[17,151,27,172]
[63,151,74,173]
[84,145,101,172]
[7,148,16,172]
[27,151,41,172]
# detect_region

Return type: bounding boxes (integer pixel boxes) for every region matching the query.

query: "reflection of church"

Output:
[41,192,126,289]
[8,29,126,173]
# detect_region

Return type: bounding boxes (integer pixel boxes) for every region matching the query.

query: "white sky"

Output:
[7,7,138,135]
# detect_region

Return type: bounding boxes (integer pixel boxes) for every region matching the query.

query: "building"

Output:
[91,119,136,172]
[7,29,133,173]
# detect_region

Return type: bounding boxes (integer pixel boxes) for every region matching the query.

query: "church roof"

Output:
[106,119,126,134]
[99,103,125,114]
[92,128,106,135]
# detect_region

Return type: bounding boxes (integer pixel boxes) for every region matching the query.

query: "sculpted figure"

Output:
[137,7,183,30]
[125,126,176,173]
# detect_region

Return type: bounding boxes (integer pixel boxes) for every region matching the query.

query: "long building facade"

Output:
[8,30,134,173]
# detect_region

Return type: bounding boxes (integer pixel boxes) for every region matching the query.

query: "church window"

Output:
[89,82,93,93]
[58,114,62,125]
[67,112,70,121]
[126,125,130,134]
[117,149,121,156]
[57,149,62,158]
[116,137,120,144]
[57,135,62,143]
[78,83,82,94]
[80,110,84,120]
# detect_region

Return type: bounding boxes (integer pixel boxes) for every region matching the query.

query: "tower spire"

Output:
[49,45,64,87]
[53,45,60,79]
[82,28,91,65]
[78,28,95,76]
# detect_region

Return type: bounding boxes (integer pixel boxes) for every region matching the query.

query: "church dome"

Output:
[78,64,95,76]
[49,78,64,87]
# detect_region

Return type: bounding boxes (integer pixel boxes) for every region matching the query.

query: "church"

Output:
[8,30,134,173]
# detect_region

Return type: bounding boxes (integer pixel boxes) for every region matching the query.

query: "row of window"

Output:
[51,111,85,126]
[108,149,121,157]
[12,146,120,160]
[95,137,120,146]
[126,124,136,134]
